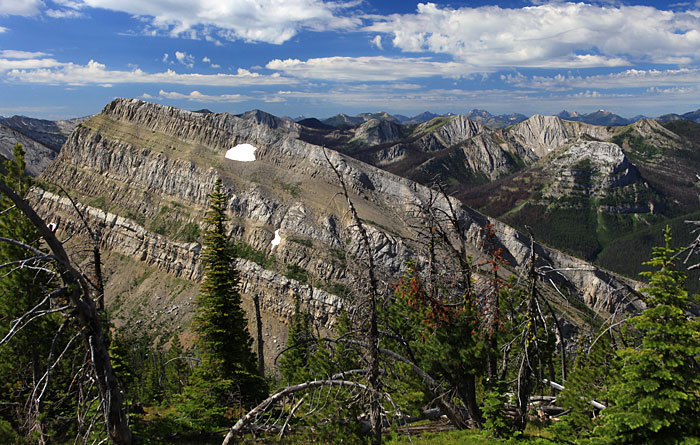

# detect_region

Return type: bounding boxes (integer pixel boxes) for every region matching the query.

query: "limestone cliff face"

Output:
[352,119,403,146]
[415,116,485,152]
[460,133,519,180]
[505,115,613,158]
[37,98,643,334]
[521,140,652,216]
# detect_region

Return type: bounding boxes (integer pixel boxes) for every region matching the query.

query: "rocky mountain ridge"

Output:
[33,98,643,352]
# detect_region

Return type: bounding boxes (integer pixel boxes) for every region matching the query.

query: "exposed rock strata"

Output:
[37,98,644,333]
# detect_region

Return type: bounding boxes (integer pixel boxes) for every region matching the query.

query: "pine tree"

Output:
[181,179,266,427]
[595,227,700,443]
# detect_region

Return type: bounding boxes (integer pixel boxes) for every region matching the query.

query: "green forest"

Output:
[1,145,699,444]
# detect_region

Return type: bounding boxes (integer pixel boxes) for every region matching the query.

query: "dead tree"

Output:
[0,180,132,444]
[323,149,383,444]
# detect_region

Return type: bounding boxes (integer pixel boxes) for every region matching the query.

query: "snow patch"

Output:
[225,143,257,162]
[271,229,281,251]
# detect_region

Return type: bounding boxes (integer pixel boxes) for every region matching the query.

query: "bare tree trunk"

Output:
[253,294,265,378]
[59,187,105,310]
[0,181,132,444]
[324,149,383,444]
[515,234,538,432]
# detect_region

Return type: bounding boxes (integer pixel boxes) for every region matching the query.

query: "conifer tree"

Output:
[279,295,313,385]
[595,227,700,443]
[181,179,266,427]
[164,334,190,398]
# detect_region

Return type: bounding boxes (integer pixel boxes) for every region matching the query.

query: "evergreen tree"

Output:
[279,294,313,385]
[595,227,700,443]
[180,179,266,427]
[163,334,190,398]
[551,331,618,443]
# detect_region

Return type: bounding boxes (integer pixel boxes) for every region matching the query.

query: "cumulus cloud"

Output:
[175,51,194,67]
[367,2,700,68]
[0,0,44,16]
[156,89,248,102]
[266,56,467,81]
[4,58,296,86]
[72,0,361,44]
[370,35,382,50]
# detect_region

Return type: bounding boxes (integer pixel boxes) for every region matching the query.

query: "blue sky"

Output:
[0,0,699,119]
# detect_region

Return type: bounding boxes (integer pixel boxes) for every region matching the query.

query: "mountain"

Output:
[356,112,400,124]
[33,99,641,358]
[656,113,683,122]
[321,113,366,129]
[297,117,335,130]
[237,109,298,131]
[464,109,528,128]
[0,115,85,175]
[459,117,700,289]
[0,115,86,151]
[681,109,700,123]
[403,111,447,125]
[557,109,632,126]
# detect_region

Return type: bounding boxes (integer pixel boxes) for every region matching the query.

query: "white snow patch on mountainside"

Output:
[225,143,257,162]
[271,229,281,251]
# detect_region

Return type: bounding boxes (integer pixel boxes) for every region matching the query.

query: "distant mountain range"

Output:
[314,108,700,130]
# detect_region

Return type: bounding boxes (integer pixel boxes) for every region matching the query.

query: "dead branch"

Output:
[543,379,606,410]
[0,180,132,444]
[223,379,389,444]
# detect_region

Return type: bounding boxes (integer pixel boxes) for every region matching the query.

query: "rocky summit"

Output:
[31,98,643,361]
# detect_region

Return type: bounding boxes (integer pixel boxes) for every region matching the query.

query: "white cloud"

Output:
[0,0,43,16]
[0,50,50,58]
[53,0,84,9]
[4,58,296,86]
[646,86,694,94]
[45,8,84,18]
[0,57,62,70]
[175,51,194,67]
[162,53,169,63]
[504,67,700,90]
[266,56,468,81]
[73,0,360,44]
[0,26,6,32]
[367,2,700,68]
[202,56,210,63]
[157,89,248,102]
[370,35,382,50]
[210,63,220,68]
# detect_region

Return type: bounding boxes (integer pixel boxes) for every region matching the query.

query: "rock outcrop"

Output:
[546,141,643,199]
[351,119,403,146]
